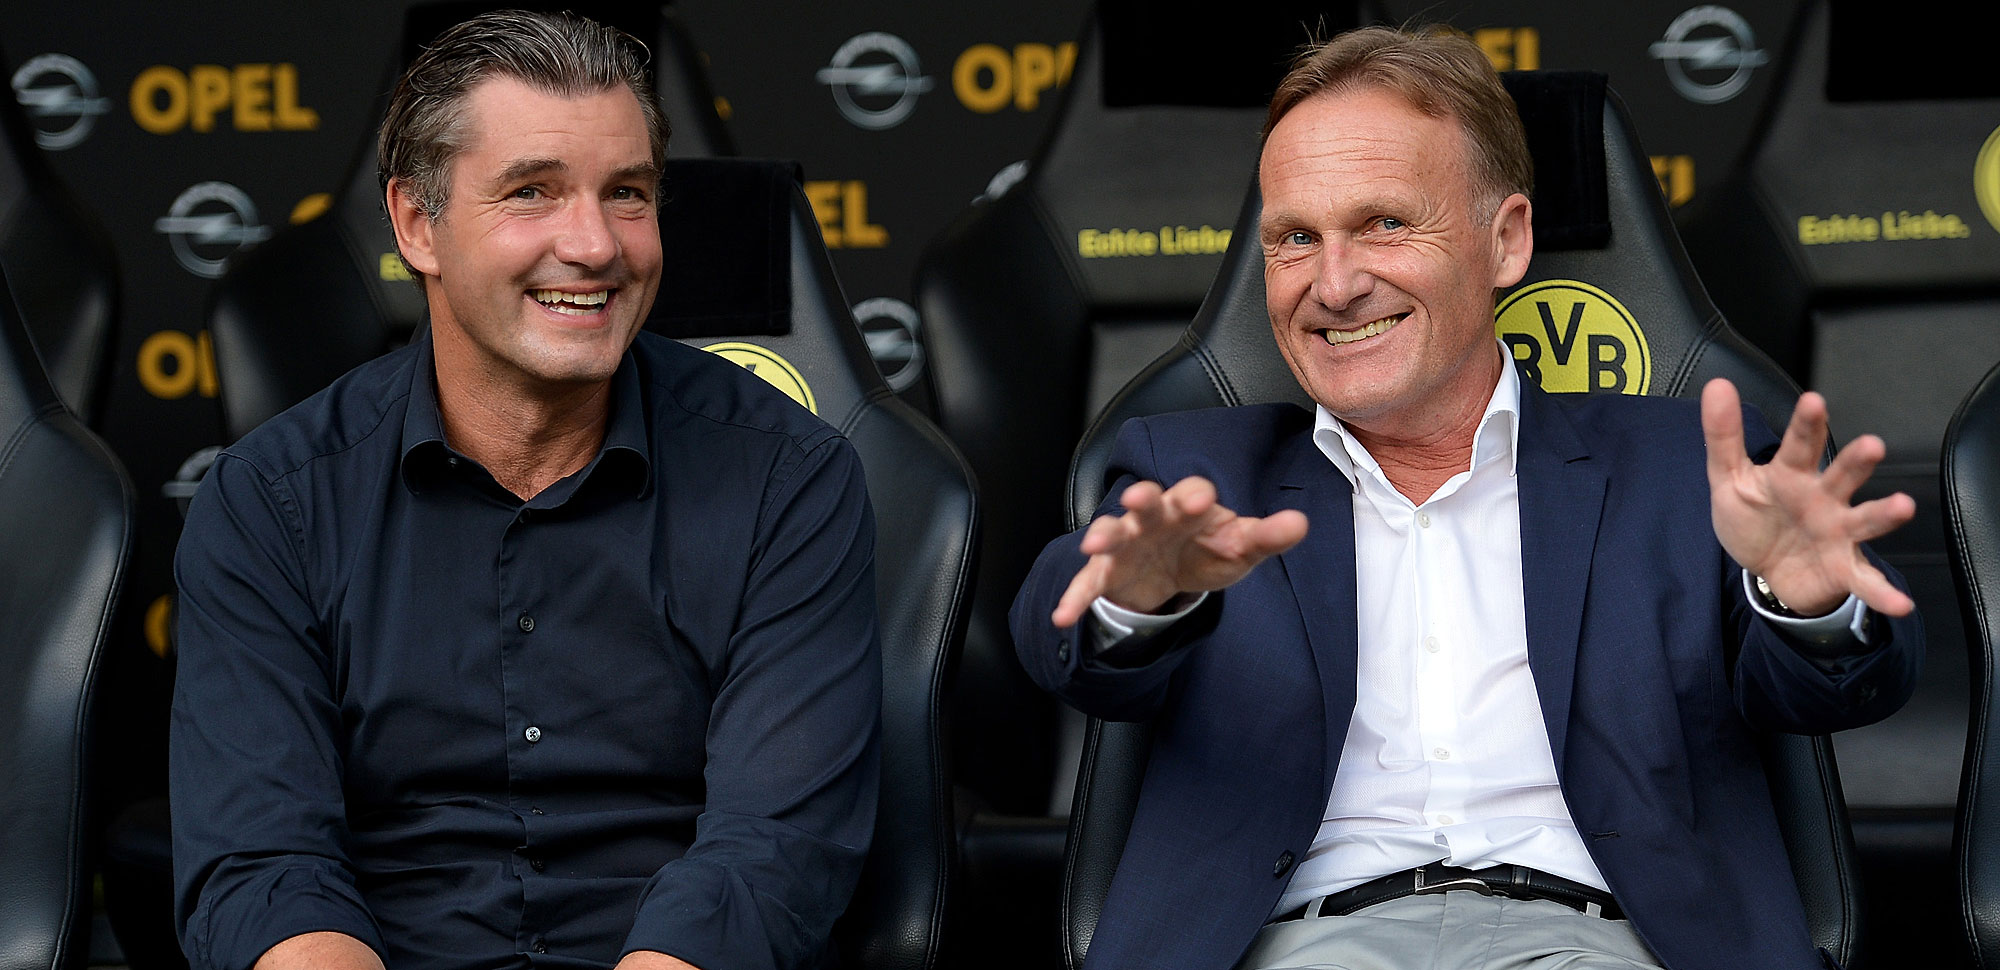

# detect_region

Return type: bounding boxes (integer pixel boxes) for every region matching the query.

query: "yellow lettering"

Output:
[804,180,843,247]
[1014,44,1056,111]
[1513,28,1540,70]
[234,62,272,130]
[1650,155,1694,207]
[189,64,230,133]
[130,65,186,134]
[144,594,173,658]
[1055,41,1077,87]
[954,44,1012,113]
[840,181,887,248]
[273,63,319,129]
[136,330,219,399]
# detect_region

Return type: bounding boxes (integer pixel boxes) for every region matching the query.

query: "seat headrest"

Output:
[1502,71,1610,251]
[649,158,796,339]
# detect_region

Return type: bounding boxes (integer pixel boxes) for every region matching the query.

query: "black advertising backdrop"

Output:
[7,0,1811,824]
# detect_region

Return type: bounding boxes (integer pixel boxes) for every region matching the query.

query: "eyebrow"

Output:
[488,158,661,189]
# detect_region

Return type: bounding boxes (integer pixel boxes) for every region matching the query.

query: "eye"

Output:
[1285,230,1313,246]
[512,185,543,200]
[1374,216,1406,231]
[610,185,649,202]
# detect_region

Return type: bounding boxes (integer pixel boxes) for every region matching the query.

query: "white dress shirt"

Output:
[1089,354,1868,915]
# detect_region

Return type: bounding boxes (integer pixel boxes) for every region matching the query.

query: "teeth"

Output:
[530,289,610,310]
[1321,314,1406,345]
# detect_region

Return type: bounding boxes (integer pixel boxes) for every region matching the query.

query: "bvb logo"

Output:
[702,342,818,414]
[1976,125,2000,236]
[1494,280,1651,395]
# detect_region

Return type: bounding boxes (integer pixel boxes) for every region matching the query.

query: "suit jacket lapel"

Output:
[1271,429,1359,780]
[1515,382,1605,773]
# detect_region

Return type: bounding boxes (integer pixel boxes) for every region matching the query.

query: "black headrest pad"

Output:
[648,157,796,339]
[1503,70,1609,251]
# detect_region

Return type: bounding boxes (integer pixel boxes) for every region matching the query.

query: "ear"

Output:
[1489,192,1534,289]
[385,178,440,279]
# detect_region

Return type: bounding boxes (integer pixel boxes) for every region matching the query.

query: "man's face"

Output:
[1259,85,1531,435]
[392,75,663,392]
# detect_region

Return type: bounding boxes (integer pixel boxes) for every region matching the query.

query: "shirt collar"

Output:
[398,333,653,499]
[1311,342,1522,489]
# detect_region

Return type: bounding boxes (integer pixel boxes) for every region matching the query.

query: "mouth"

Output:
[1319,313,1407,346]
[529,288,613,316]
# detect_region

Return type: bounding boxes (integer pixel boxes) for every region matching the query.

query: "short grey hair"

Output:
[377,8,670,219]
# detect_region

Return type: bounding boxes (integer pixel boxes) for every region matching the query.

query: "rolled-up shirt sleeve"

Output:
[170,453,382,970]
[622,433,881,970]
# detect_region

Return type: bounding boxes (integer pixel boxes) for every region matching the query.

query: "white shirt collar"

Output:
[1311,343,1522,490]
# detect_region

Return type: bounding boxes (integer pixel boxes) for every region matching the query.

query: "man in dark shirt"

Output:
[169,11,879,970]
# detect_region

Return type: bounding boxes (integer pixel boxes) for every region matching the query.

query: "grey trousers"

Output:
[1236,892,1667,970]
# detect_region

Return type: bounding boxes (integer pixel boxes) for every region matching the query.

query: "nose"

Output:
[1309,235,1374,312]
[553,198,619,269]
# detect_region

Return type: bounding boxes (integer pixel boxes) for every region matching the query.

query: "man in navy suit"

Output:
[1011,24,1920,970]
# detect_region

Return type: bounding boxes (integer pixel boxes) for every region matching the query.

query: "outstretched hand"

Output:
[1702,378,1915,618]
[1051,476,1309,628]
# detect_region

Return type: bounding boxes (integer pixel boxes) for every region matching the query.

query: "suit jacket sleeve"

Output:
[1010,417,1222,723]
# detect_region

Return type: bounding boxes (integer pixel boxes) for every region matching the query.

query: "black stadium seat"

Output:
[1062,72,1869,968]
[1945,361,2000,970]
[0,42,121,427]
[0,266,134,969]
[1677,3,2000,964]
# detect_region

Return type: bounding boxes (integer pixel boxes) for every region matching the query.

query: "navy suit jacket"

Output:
[1012,379,1920,970]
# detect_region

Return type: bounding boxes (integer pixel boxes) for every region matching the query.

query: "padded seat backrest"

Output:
[649,157,976,970]
[916,0,1378,820]
[207,0,731,443]
[0,49,120,426]
[1679,4,1996,953]
[1944,360,2000,970]
[1062,71,1863,969]
[0,267,133,969]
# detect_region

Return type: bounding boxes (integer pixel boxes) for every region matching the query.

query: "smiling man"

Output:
[170,11,879,970]
[1013,24,1921,970]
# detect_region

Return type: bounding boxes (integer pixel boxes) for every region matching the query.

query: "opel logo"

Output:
[816,32,934,131]
[155,181,274,279]
[11,53,112,150]
[1648,6,1769,104]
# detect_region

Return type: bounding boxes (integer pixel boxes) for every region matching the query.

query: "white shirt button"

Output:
[1434,747,1451,761]
[1417,511,1432,528]
[524,726,542,743]
[1425,636,1442,654]
[1437,815,1455,825]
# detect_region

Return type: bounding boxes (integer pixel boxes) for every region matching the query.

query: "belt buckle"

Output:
[1410,866,1497,897]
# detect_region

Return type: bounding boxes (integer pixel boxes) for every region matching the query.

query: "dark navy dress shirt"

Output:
[169,331,880,970]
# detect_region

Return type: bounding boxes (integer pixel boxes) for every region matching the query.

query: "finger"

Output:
[1052,554,1111,628]
[1845,491,1917,543]
[1076,508,1134,556]
[1819,433,1887,504]
[1846,559,1916,618]
[1772,391,1830,472]
[1242,509,1310,558]
[1117,479,1164,517]
[1701,378,1750,482]
[1160,476,1218,521]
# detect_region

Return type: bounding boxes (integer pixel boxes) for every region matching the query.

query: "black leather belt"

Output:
[1272,864,1623,922]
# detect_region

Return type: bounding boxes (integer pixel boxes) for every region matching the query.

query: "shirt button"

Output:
[1273,850,1295,876]
[532,939,547,953]
[1434,747,1451,760]
[518,614,535,633]
[1425,636,1441,654]
[1417,511,1432,529]
[1437,814,1456,825]
[530,857,546,872]
[525,726,542,743]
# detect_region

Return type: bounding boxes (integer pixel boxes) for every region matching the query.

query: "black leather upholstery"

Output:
[1677,5,1999,963]
[0,48,120,427]
[0,266,134,969]
[207,0,732,442]
[1945,363,2000,970]
[653,159,978,970]
[1062,73,1864,969]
